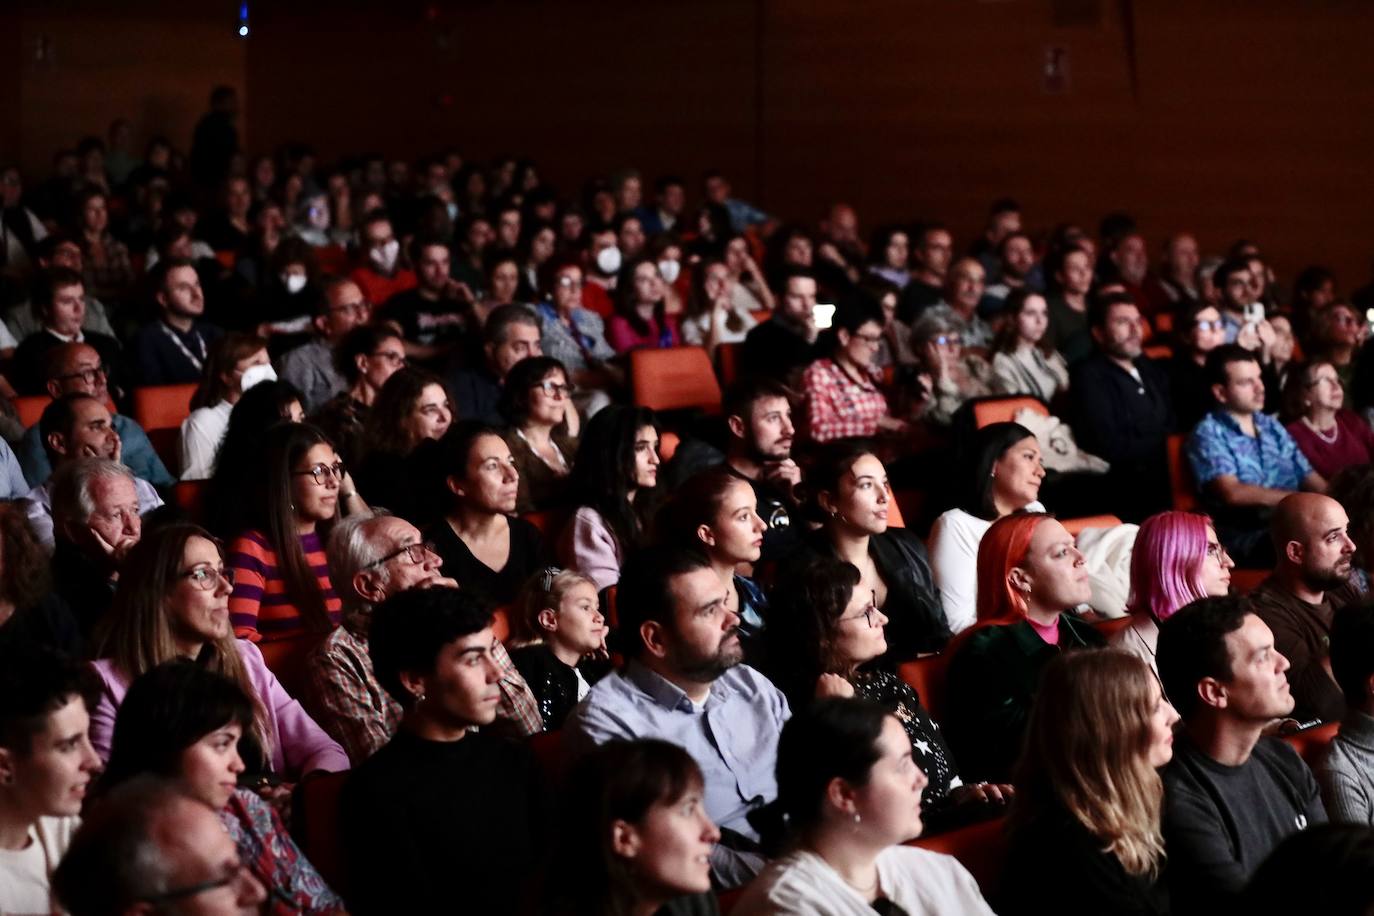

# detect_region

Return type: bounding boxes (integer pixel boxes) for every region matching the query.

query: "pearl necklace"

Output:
[1302,415,1339,446]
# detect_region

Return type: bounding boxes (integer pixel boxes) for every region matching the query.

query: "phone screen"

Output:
[813,303,836,330]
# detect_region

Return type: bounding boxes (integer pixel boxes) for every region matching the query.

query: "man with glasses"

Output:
[16,342,172,488]
[306,510,541,763]
[567,544,790,888]
[921,256,995,348]
[53,777,268,916]
[280,277,372,413]
[25,397,162,552]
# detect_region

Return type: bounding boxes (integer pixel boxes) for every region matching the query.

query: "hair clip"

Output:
[540,566,560,592]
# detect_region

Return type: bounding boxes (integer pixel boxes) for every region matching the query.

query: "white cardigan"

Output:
[928,502,1045,634]
[731,846,995,916]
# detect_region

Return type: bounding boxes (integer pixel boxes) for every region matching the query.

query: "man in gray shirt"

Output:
[1320,604,1374,824]
[279,277,370,412]
[565,544,790,888]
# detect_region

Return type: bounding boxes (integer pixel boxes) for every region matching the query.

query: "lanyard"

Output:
[539,302,597,358]
[159,321,207,372]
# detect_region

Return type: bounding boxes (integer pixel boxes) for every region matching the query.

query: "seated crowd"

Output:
[9,89,1374,914]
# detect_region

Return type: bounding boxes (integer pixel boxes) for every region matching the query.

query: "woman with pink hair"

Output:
[1112,511,1234,675]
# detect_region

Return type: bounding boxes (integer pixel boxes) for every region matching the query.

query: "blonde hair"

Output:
[1012,649,1166,877]
[511,567,597,647]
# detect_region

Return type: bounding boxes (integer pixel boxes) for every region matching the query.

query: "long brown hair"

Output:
[94,522,270,754]
[0,503,53,610]
[192,332,268,409]
[1012,649,1167,877]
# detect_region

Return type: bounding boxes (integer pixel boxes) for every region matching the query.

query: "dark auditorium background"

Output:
[2,0,1371,284]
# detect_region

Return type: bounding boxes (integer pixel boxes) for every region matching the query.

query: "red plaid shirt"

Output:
[802,358,890,442]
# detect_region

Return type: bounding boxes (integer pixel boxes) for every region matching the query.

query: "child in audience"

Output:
[1115,510,1234,676]
[0,644,101,915]
[559,405,660,591]
[91,521,347,778]
[734,698,995,914]
[944,512,1106,782]
[101,660,344,913]
[999,649,1177,915]
[227,422,349,643]
[507,568,608,731]
[546,739,722,916]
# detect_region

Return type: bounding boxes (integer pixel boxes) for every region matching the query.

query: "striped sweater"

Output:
[228,529,341,642]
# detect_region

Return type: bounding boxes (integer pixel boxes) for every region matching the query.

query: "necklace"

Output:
[1302,415,1339,445]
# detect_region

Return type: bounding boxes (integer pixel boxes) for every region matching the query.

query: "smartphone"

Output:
[1243,302,1265,325]
[813,303,836,329]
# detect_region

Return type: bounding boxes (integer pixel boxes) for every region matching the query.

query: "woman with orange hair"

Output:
[942,511,1105,782]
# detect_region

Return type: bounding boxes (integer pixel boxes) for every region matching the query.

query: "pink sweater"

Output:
[89,639,349,778]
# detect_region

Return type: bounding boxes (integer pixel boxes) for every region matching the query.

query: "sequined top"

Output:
[852,668,962,805]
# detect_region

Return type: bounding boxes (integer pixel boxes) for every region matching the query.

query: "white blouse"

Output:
[928,501,1046,634]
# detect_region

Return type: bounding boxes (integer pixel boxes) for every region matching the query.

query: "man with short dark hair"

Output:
[741,269,820,388]
[1248,493,1353,723]
[566,545,790,887]
[1188,344,1325,566]
[16,342,172,488]
[280,277,371,413]
[378,238,477,363]
[132,258,224,385]
[636,174,686,235]
[1213,257,1256,343]
[897,222,953,322]
[445,304,542,425]
[343,586,548,913]
[53,777,268,916]
[1157,596,1326,914]
[1319,603,1374,823]
[1070,292,1174,521]
[979,231,1038,316]
[11,268,123,397]
[4,234,117,343]
[970,197,1021,282]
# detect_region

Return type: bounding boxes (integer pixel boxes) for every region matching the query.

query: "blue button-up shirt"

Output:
[565,659,790,885]
[1187,408,1312,491]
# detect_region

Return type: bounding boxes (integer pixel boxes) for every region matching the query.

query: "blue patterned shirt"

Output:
[1187,408,1312,491]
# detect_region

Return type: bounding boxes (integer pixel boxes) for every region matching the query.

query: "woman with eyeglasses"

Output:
[795,441,951,662]
[88,521,347,777]
[354,366,453,524]
[227,423,348,644]
[310,323,407,467]
[501,356,580,514]
[180,332,275,481]
[801,297,909,444]
[765,556,1012,832]
[101,661,345,914]
[1284,359,1374,480]
[1167,299,1230,431]
[910,310,993,427]
[534,262,623,418]
[1113,510,1234,678]
[425,421,548,608]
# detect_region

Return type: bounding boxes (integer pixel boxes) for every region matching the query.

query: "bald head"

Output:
[44,342,108,401]
[1271,493,1355,592]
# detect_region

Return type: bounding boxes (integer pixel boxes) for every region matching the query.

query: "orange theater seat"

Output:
[659,429,681,462]
[910,815,1007,895]
[520,507,571,554]
[1229,568,1268,593]
[1166,434,1198,511]
[1153,312,1175,334]
[630,346,722,414]
[293,770,349,896]
[172,480,207,525]
[972,396,1049,429]
[1282,720,1339,768]
[1060,515,1123,537]
[133,383,198,475]
[1144,344,1173,359]
[897,652,952,722]
[490,607,511,643]
[1094,616,1135,639]
[884,485,905,528]
[13,395,51,429]
[717,342,742,387]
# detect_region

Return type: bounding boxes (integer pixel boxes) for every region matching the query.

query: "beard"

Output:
[1304,560,1352,594]
[670,628,745,683]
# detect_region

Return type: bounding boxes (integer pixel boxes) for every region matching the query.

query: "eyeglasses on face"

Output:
[364,540,437,570]
[179,564,234,590]
[293,460,346,486]
[1194,320,1223,332]
[839,590,881,628]
[932,335,963,347]
[137,861,255,905]
[535,379,574,398]
[368,350,406,367]
[56,365,107,385]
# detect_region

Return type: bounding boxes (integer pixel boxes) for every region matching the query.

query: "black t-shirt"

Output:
[381,288,477,348]
[897,278,944,324]
[1161,734,1326,916]
[341,729,548,914]
[741,319,818,387]
[424,515,548,607]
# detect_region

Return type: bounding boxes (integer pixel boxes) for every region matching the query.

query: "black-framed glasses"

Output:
[137,861,252,905]
[55,364,107,385]
[363,540,436,570]
[179,564,234,591]
[933,335,963,347]
[535,379,574,398]
[852,331,884,345]
[840,590,881,628]
[1194,319,1224,333]
[293,460,346,486]
[368,350,406,366]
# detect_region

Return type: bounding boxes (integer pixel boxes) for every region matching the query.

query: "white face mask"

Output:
[657,258,681,285]
[371,238,400,273]
[595,245,622,276]
[240,362,277,393]
[281,272,307,295]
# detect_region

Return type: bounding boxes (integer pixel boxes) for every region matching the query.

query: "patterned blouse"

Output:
[802,358,891,442]
[852,668,963,805]
[222,789,344,914]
